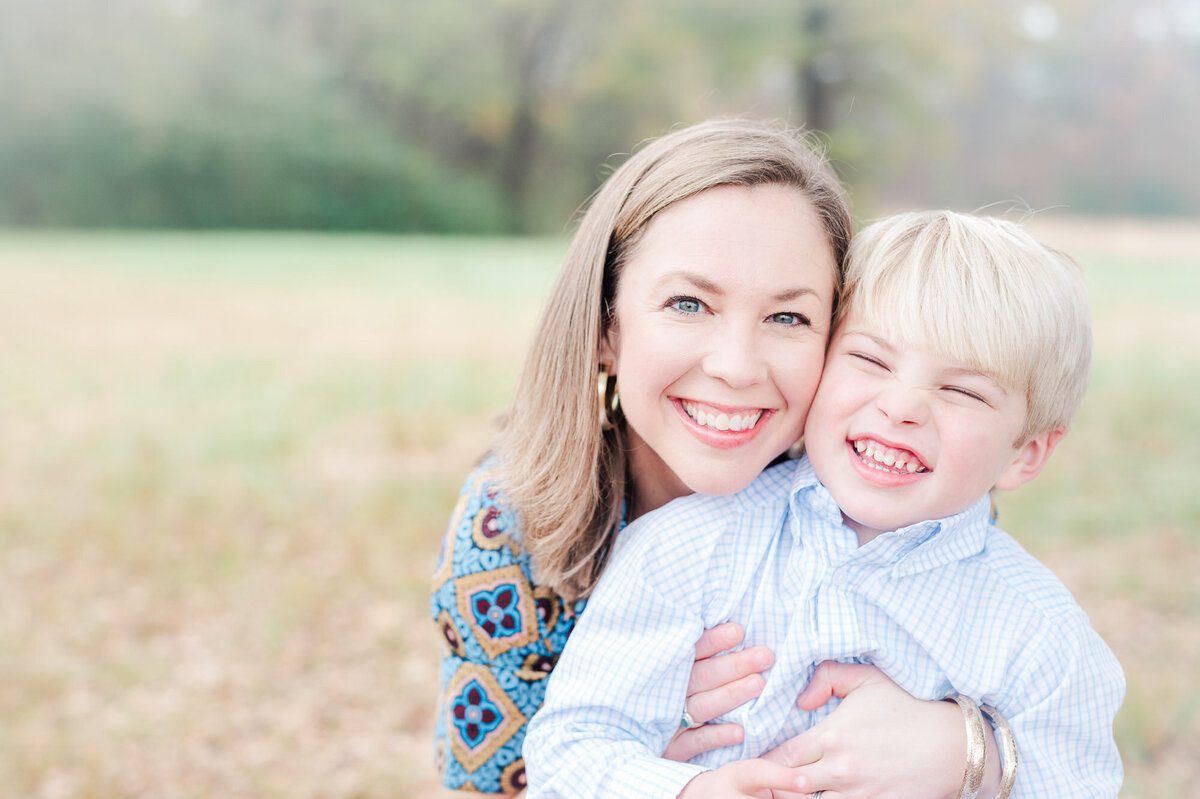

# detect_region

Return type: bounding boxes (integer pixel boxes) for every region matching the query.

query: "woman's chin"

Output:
[682,469,762,498]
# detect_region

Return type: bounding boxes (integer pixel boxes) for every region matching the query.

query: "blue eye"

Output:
[668,296,704,314]
[769,312,810,327]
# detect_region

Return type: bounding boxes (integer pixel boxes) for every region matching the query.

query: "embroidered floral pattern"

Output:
[533,585,561,633]
[442,664,526,774]
[431,457,595,793]
[472,499,506,547]
[471,583,523,639]
[515,653,557,682]
[454,565,539,659]
[451,678,504,748]
[436,608,466,658]
[500,759,528,793]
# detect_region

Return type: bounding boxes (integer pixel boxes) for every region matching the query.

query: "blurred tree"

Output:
[0,0,1195,231]
[0,0,505,231]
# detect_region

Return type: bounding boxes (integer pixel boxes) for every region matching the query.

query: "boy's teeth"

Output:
[683,401,762,432]
[852,438,927,474]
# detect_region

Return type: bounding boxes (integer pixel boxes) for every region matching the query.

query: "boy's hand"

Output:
[677,760,808,798]
[663,622,774,762]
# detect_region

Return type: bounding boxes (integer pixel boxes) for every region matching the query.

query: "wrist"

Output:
[676,770,712,799]
[946,694,986,799]
[978,715,1001,798]
[980,704,1018,799]
[944,694,1018,799]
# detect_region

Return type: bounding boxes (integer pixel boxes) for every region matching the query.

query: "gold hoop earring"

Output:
[597,362,621,431]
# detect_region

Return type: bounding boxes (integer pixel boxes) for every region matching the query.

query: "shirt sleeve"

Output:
[430,459,583,794]
[524,511,718,799]
[1001,610,1126,798]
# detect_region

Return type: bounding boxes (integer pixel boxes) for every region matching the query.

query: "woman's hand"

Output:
[762,661,999,799]
[662,622,774,762]
[677,759,806,799]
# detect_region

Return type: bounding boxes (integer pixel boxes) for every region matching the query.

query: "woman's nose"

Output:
[701,325,767,388]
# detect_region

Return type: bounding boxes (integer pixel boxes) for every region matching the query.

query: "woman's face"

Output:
[602,183,837,517]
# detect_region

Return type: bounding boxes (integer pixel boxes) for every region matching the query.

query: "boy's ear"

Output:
[994,429,1064,491]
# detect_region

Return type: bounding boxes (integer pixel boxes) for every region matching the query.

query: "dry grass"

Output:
[1,219,1196,798]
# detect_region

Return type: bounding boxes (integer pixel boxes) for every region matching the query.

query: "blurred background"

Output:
[2,0,1197,797]
[4,0,1200,232]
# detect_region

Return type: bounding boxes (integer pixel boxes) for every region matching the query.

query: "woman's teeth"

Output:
[854,439,928,474]
[683,400,763,432]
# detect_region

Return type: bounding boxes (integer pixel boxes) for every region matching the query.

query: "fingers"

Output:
[735,760,808,795]
[795,661,883,711]
[770,790,822,799]
[688,643,774,695]
[720,759,809,795]
[662,721,745,762]
[687,671,767,725]
[762,724,826,768]
[692,621,745,660]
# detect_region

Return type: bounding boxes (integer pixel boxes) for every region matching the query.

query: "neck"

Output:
[624,431,692,522]
[843,514,889,548]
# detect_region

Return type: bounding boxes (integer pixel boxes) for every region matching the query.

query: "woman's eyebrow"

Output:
[657,271,722,294]
[657,271,821,301]
[772,287,820,302]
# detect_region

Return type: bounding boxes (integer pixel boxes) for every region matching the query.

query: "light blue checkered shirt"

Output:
[526,457,1124,798]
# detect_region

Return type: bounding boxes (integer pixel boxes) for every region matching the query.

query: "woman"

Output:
[432,119,1003,798]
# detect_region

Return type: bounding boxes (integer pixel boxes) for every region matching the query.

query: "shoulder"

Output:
[964,527,1124,692]
[432,455,526,581]
[432,455,571,651]
[974,526,1086,620]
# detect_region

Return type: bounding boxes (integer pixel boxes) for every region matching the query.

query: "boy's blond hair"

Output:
[835,210,1092,445]
[498,118,852,600]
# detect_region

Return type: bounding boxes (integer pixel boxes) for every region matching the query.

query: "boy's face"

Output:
[803,310,1058,544]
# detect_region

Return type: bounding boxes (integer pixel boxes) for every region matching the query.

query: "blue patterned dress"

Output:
[430,456,593,793]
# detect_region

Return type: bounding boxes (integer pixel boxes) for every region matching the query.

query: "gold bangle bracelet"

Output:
[947,694,986,799]
[980,704,1019,799]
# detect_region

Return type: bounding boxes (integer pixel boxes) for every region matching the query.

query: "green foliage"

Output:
[0,0,507,232]
[0,104,505,232]
[0,0,1196,231]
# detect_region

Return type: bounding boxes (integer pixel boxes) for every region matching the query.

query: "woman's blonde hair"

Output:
[836,210,1093,445]
[495,118,852,600]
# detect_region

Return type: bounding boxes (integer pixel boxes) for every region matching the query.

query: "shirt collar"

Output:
[787,454,993,576]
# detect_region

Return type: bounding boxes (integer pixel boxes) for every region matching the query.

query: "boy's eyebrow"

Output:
[841,329,896,351]
[843,328,1011,392]
[659,271,822,302]
[943,366,1011,394]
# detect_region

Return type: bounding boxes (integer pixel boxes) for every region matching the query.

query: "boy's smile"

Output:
[849,436,929,478]
[803,312,1058,545]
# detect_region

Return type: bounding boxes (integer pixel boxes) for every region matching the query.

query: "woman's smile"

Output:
[675,398,774,450]
[680,399,766,433]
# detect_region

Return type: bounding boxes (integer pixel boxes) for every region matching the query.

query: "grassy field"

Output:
[1,221,1197,798]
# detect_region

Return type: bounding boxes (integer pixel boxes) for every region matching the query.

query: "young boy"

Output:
[524,211,1125,798]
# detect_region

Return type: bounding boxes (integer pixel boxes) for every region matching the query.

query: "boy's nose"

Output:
[701,326,767,388]
[876,382,929,425]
